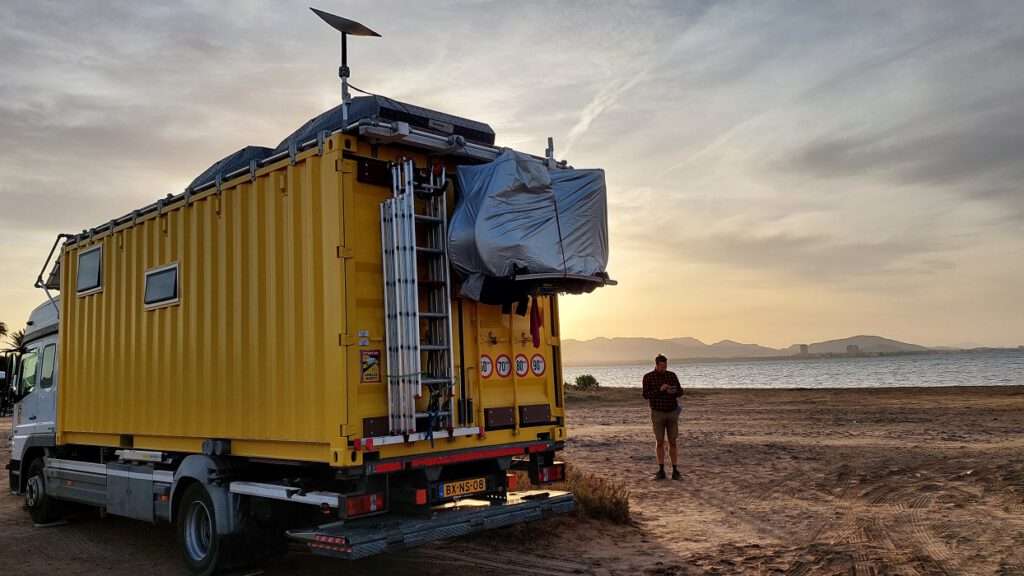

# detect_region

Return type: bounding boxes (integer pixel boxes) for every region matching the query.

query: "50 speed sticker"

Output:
[514,354,530,377]
[479,355,494,378]
[495,354,512,378]
[530,354,546,377]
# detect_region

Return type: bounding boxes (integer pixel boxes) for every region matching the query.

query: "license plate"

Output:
[442,477,487,498]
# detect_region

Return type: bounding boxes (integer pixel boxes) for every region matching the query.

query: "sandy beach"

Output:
[3,386,1023,575]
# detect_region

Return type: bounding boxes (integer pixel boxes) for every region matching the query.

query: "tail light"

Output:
[506,473,518,492]
[345,492,385,518]
[538,463,564,483]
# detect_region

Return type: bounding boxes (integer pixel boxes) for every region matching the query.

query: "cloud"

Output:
[1,1,1023,346]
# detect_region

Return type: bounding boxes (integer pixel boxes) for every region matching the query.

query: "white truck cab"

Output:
[7,299,59,505]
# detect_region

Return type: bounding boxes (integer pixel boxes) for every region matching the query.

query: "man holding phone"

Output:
[642,354,683,480]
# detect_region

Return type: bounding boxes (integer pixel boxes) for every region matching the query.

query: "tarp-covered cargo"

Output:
[450,149,609,302]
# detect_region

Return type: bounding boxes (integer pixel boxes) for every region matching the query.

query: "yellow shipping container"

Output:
[57,133,567,468]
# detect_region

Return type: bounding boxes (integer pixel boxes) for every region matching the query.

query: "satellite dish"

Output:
[310,7,381,124]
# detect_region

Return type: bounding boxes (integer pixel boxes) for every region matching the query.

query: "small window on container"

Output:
[40,344,56,389]
[76,245,102,295]
[144,263,179,309]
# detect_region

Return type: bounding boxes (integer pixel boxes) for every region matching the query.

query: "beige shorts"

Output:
[651,407,681,442]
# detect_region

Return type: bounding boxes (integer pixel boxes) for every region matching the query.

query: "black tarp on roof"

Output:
[187,145,273,191]
[275,95,495,152]
[187,95,494,191]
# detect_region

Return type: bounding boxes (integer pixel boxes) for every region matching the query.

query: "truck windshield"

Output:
[19,351,38,397]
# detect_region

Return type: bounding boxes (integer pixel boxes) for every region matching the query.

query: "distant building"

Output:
[846,344,861,355]
[799,344,809,356]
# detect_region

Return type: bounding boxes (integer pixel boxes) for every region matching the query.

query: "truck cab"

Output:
[7,300,60,510]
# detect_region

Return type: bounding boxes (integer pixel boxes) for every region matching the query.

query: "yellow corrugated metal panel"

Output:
[59,141,345,461]
[56,135,566,465]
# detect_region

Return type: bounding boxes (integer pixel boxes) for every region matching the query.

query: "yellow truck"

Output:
[6,10,611,575]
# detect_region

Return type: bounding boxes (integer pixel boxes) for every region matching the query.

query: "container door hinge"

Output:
[337,246,354,259]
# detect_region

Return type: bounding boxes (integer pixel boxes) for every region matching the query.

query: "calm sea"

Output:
[562,350,1024,389]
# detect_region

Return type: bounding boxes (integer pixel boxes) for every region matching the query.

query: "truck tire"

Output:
[177,483,241,575]
[25,458,63,525]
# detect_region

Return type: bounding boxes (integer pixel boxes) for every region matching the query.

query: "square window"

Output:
[76,245,102,295]
[144,264,179,308]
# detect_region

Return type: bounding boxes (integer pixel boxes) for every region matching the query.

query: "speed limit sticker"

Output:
[514,354,529,377]
[479,355,494,379]
[495,354,512,378]
[530,354,546,376]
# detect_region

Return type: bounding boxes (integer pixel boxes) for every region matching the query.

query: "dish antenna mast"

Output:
[311,7,381,125]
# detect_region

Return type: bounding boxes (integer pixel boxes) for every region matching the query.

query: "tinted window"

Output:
[77,246,102,294]
[19,351,38,396]
[145,264,179,306]
[40,344,56,389]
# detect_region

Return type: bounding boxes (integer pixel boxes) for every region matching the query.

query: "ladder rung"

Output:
[414,214,444,224]
[421,377,452,386]
[415,246,444,255]
[420,344,449,351]
[415,411,451,418]
[420,312,449,319]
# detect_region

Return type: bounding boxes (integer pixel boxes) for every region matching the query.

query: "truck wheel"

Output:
[177,483,233,575]
[25,458,63,524]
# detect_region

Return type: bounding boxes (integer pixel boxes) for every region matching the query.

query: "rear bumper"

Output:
[287,490,573,559]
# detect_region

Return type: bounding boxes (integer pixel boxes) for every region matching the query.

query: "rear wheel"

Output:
[25,458,63,524]
[177,483,231,575]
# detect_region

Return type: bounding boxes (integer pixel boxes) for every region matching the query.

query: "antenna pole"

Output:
[340,32,350,124]
[310,7,380,121]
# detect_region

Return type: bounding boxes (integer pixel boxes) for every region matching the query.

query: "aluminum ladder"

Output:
[380,159,456,437]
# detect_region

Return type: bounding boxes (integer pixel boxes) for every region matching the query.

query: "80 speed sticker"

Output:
[514,354,530,377]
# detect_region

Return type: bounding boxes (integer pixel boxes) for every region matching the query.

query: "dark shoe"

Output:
[654,469,667,480]
[672,468,681,480]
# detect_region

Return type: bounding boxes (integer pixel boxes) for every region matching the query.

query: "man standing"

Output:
[642,354,683,480]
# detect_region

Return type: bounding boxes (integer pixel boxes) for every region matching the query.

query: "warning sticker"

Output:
[361,350,381,383]
[531,354,546,377]
[495,354,512,378]
[480,355,494,379]
[514,354,529,377]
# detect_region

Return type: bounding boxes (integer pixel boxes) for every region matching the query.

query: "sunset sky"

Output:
[2,1,1022,348]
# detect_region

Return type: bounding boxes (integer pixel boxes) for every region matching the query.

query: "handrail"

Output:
[35,233,71,317]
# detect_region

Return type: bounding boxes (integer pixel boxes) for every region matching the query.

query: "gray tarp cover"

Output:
[450,150,608,300]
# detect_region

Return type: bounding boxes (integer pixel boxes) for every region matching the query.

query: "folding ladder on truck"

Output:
[380,159,456,438]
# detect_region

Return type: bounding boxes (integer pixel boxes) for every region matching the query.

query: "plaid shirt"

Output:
[642,369,682,412]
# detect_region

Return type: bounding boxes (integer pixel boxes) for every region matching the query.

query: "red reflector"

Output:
[415,488,427,505]
[346,492,386,517]
[353,438,362,451]
[365,438,374,452]
[506,473,518,492]
[540,464,564,483]
[373,461,402,474]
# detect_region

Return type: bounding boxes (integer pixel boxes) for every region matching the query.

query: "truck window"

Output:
[77,245,103,295]
[144,263,179,308]
[19,350,38,396]
[39,344,56,389]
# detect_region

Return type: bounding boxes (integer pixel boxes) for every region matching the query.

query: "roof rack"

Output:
[65,120,567,247]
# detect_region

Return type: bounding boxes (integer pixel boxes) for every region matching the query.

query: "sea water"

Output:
[562,349,1024,389]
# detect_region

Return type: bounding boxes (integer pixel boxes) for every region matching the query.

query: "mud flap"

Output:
[287,490,574,560]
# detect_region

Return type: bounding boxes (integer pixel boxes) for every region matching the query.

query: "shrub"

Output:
[562,464,630,523]
[573,374,600,390]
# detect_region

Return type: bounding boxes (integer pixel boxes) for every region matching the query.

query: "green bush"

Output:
[574,374,600,390]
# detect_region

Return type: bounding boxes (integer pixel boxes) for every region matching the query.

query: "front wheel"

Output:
[25,458,63,525]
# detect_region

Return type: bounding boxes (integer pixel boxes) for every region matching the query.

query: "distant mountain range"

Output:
[561,335,932,366]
